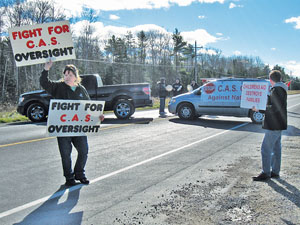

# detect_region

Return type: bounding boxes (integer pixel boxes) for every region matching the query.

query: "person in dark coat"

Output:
[191,80,199,90]
[41,61,104,186]
[157,77,168,117]
[172,78,183,96]
[252,70,288,181]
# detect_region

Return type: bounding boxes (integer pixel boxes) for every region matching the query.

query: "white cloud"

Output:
[170,0,195,6]
[200,48,217,55]
[229,3,236,8]
[229,2,243,9]
[197,0,225,3]
[198,15,206,19]
[233,50,241,55]
[31,0,225,17]
[71,20,169,41]
[71,21,220,50]
[109,14,120,20]
[182,29,220,46]
[216,32,223,36]
[285,16,300,29]
[283,61,300,77]
[271,48,276,51]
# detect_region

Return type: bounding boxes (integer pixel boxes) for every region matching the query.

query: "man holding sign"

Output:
[252,70,288,181]
[41,61,104,186]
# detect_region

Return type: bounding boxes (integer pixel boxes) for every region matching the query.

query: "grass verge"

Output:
[0,110,29,123]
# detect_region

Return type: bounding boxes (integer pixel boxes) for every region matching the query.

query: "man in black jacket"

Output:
[252,70,288,181]
[158,77,168,117]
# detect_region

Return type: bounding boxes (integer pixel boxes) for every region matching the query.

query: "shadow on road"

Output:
[288,111,300,119]
[102,117,154,125]
[14,185,83,225]
[268,179,300,208]
[169,118,300,137]
[284,125,300,136]
[169,117,255,130]
[281,218,298,225]
[5,121,47,126]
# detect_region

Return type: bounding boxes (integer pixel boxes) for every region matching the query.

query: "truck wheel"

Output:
[114,99,134,119]
[27,103,47,122]
[250,110,264,124]
[178,103,195,120]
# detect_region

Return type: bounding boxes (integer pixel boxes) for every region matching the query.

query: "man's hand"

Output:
[99,114,105,122]
[44,60,53,71]
[252,106,259,112]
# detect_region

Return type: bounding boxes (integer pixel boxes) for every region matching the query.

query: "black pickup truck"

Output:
[17,74,153,122]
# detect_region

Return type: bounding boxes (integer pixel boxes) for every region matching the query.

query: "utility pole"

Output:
[194,41,197,82]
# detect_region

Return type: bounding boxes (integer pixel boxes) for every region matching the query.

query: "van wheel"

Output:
[27,103,47,122]
[114,99,134,119]
[178,103,195,120]
[250,111,264,124]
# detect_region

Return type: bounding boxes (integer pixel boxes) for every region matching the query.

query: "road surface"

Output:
[0,95,299,224]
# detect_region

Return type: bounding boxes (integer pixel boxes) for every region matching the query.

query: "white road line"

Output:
[288,102,300,110]
[0,122,248,219]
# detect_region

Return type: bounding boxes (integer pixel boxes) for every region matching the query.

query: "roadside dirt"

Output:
[115,135,300,225]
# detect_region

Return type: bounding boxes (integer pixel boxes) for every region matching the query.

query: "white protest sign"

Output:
[9,20,75,67]
[47,100,105,137]
[240,82,269,110]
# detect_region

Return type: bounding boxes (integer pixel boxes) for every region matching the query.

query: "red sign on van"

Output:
[203,82,216,94]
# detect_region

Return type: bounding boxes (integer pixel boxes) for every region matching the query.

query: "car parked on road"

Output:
[168,78,270,123]
[17,74,153,122]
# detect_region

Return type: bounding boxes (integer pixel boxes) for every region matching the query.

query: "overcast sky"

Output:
[13,0,300,77]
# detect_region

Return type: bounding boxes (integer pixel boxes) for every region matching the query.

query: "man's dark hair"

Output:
[269,70,282,83]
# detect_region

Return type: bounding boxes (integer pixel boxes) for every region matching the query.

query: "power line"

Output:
[74,58,231,77]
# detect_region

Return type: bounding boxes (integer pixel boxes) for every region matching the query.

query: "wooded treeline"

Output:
[0,0,299,104]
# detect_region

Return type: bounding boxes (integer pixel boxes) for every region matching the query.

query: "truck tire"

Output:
[250,110,264,124]
[114,99,134,119]
[178,103,195,120]
[27,103,47,122]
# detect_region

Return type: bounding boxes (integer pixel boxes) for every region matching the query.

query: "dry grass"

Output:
[0,104,29,123]
[287,90,300,95]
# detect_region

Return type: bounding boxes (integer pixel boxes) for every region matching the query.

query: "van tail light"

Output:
[143,87,150,95]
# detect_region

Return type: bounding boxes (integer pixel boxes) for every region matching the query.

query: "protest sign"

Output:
[201,81,242,107]
[240,82,269,110]
[9,20,75,67]
[47,100,105,137]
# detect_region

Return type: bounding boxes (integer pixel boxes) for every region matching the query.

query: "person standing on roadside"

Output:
[40,60,104,186]
[172,78,183,96]
[157,77,168,117]
[252,70,288,181]
[191,80,199,90]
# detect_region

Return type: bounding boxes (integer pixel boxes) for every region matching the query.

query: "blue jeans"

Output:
[57,136,89,180]
[159,97,166,114]
[261,129,282,176]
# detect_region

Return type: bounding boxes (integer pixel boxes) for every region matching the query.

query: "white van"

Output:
[168,78,270,123]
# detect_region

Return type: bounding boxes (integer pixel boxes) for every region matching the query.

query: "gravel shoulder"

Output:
[115,132,300,225]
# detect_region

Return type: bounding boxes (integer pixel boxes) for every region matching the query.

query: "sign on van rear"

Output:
[201,81,242,106]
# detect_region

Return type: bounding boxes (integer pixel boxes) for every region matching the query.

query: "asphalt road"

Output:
[0,95,299,225]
